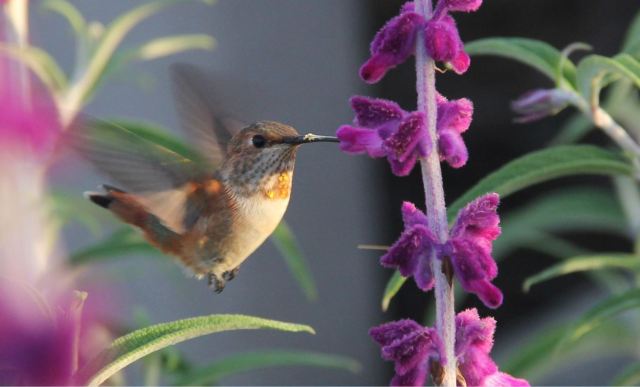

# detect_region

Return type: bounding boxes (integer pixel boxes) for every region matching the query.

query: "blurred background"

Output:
[24,0,640,384]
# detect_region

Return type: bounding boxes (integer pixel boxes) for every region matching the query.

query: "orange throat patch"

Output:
[263,171,292,200]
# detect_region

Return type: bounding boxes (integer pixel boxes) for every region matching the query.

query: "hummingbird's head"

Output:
[222,121,337,196]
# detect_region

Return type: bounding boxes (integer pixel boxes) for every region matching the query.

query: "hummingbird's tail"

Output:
[84,185,183,255]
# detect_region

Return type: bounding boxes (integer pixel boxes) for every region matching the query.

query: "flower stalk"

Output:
[415,0,457,385]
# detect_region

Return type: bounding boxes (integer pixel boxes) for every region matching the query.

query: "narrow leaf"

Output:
[523,254,640,292]
[563,289,640,345]
[621,9,640,55]
[0,44,67,93]
[271,222,318,301]
[41,0,86,36]
[172,350,360,385]
[613,362,640,386]
[129,34,215,62]
[576,54,640,104]
[466,37,576,87]
[447,145,632,222]
[70,227,158,265]
[80,314,315,386]
[382,271,407,312]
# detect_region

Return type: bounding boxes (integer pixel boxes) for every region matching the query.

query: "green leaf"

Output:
[0,44,67,94]
[447,145,632,222]
[60,0,198,124]
[613,362,640,386]
[80,314,315,386]
[271,222,318,301]
[621,9,640,56]
[70,227,157,266]
[495,187,626,258]
[576,54,640,105]
[172,350,360,385]
[382,271,407,312]
[41,0,86,37]
[523,254,640,292]
[563,288,640,345]
[129,34,215,62]
[466,37,576,87]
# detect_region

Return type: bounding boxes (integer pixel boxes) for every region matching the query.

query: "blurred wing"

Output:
[171,63,246,169]
[69,118,205,193]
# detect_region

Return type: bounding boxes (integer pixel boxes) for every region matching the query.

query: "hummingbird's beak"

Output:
[281,134,339,145]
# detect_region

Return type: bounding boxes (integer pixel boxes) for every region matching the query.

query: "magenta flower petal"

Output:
[336,125,386,157]
[437,97,473,134]
[424,15,469,74]
[450,193,501,245]
[482,372,531,387]
[370,319,424,347]
[444,0,483,13]
[350,96,405,135]
[438,129,468,168]
[360,12,425,83]
[455,309,499,386]
[390,364,428,387]
[413,248,436,291]
[401,201,428,228]
[449,238,502,308]
[383,112,428,162]
[381,224,436,278]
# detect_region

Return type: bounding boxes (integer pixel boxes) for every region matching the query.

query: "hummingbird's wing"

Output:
[69,118,212,234]
[170,64,246,169]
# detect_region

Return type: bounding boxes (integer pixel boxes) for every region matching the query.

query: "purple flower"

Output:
[360,9,425,84]
[437,94,473,168]
[455,309,529,386]
[337,96,431,176]
[370,319,441,386]
[371,310,528,387]
[511,88,572,123]
[424,0,482,74]
[381,193,502,308]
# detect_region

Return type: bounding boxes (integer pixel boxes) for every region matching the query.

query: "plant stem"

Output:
[415,1,456,386]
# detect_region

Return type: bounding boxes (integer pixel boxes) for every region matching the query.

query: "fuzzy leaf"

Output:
[523,254,640,292]
[41,0,86,36]
[80,314,315,386]
[0,44,67,93]
[613,362,640,386]
[447,145,632,222]
[466,37,576,87]
[621,9,640,56]
[563,288,640,345]
[70,227,157,265]
[548,112,593,145]
[129,34,215,62]
[576,54,640,105]
[271,222,318,301]
[381,271,407,312]
[172,350,360,385]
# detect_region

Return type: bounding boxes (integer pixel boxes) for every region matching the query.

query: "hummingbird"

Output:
[73,64,338,293]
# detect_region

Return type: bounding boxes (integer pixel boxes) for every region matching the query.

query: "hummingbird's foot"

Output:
[207,272,225,293]
[222,266,240,282]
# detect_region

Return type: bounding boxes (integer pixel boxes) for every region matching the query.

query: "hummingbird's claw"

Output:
[208,272,226,293]
[222,266,240,282]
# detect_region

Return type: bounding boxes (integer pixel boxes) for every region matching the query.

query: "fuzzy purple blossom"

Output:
[437,94,473,168]
[381,193,503,308]
[369,319,442,386]
[360,10,425,84]
[370,309,529,386]
[511,88,572,123]
[337,96,430,176]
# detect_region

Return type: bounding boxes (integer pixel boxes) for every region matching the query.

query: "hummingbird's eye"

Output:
[251,135,266,148]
